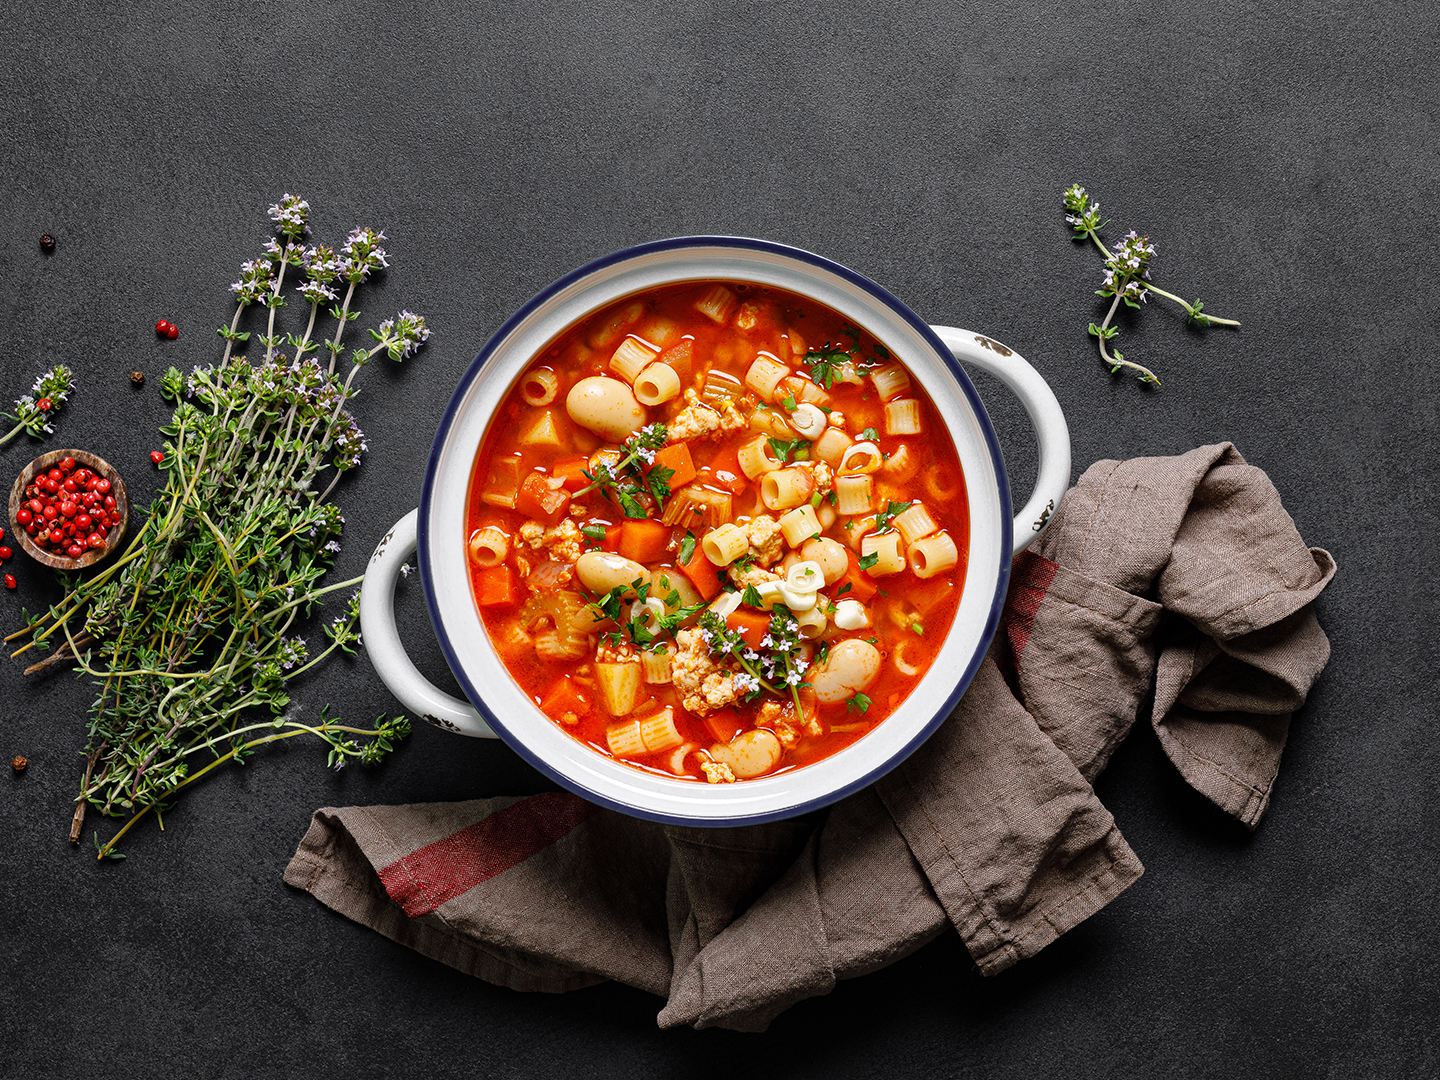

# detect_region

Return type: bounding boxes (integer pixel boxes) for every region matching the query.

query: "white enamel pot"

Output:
[360,237,1070,827]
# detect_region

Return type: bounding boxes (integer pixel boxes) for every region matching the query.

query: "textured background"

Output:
[2,1,1436,1076]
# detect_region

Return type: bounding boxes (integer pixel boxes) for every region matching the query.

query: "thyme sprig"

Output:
[1064,184,1240,387]
[0,365,74,449]
[697,606,809,715]
[575,423,670,518]
[8,196,428,858]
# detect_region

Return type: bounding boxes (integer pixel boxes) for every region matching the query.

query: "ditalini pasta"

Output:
[466,282,969,784]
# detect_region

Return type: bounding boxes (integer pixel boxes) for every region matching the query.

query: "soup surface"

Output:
[465,281,968,783]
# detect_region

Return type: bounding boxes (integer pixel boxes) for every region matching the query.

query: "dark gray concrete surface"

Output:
[2,2,1435,1076]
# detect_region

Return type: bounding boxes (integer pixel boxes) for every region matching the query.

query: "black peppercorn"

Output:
[39,234,56,252]
[130,371,145,386]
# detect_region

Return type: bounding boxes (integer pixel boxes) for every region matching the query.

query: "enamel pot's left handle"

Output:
[360,508,497,739]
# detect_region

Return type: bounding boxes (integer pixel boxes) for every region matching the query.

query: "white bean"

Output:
[809,638,882,704]
[800,537,848,585]
[710,728,782,778]
[575,551,650,596]
[565,376,648,441]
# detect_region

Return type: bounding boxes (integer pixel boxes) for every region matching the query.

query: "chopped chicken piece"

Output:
[671,628,742,715]
[667,389,750,443]
[519,519,583,563]
[728,562,781,591]
[701,760,737,784]
[808,460,834,495]
[745,514,785,566]
[595,638,639,664]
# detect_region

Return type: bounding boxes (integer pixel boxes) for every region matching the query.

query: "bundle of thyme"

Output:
[7,195,428,858]
[1063,184,1240,386]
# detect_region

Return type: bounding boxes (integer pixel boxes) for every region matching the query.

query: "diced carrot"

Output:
[619,519,673,564]
[725,608,771,650]
[679,545,722,601]
[698,445,747,496]
[602,524,623,553]
[703,707,746,744]
[515,471,570,525]
[475,565,519,608]
[831,549,878,602]
[540,677,592,723]
[552,456,591,493]
[648,442,697,490]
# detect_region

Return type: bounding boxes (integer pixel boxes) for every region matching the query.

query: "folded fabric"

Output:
[285,443,1335,1031]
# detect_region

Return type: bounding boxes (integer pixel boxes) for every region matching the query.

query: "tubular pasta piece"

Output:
[870,363,913,402]
[587,300,643,350]
[923,467,962,502]
[606,719,647,757]
[610,336,661,383]
[812,427,852,466]
[639,707,683,753]
[860,531,906,576]
[737,434,783,479]
[634,362,680,406]
[893,503,939,545]
[743,354,790,402]
[794,605,828,639]
[893,637,924,676]
[778,504,823,547]
[838,441,883,475]
[481,454,524,509]
[760,467,815,511]
[467,526,509,568]
[835,473,874,516]
[520,368,559,407]
[883,398,922,436]
[701,523,749,566]
[667,741,701,776]
[694,284,737,325]
[641,649,673,685]
[910,531,959,579]
[880,443,918,483]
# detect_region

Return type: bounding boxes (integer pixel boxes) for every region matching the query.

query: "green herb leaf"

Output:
[857,552,880,572]
[846,692,872,714]
[678,531,697,565]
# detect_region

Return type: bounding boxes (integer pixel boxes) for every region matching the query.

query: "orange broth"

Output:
[465,281,968,783]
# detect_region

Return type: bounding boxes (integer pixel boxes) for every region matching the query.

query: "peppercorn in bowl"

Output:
[9,450,129,570]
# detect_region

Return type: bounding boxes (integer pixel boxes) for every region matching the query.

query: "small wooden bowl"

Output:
[8,449,130,570]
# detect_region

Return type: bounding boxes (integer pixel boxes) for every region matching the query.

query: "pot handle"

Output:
[930,327,1071,559]
[359,508,497,738]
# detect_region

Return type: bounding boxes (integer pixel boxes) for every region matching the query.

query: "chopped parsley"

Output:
[857,552,880,572]
[804,344,852,390]
[860,427,880,442]
[767,437,808,465]
[678,530,697,565]
[875,500,913,532]
[846,692,872,714]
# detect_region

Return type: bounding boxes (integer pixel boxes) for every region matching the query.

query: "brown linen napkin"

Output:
[285,443,1335,1031]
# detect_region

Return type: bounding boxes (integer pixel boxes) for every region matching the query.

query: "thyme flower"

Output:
[1,364,74,447]
[269,193,311,239]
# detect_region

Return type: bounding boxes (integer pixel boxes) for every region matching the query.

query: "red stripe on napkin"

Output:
[379,791,599,917]
[1005,550,1059,662]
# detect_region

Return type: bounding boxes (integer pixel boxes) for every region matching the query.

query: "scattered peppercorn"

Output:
[130,370,145,385]
[4,574,16,589]
[155,319,170,335]
[39,234,56,252]
[166,323,179,340]
[150,450,165,465]
[37,397,52,411]
[11,755,26,772]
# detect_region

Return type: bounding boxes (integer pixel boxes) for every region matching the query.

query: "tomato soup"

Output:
[465,281,968,783]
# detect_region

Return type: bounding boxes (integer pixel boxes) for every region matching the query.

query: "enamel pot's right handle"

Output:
[930,327,1071,558]
[358,508,497,738]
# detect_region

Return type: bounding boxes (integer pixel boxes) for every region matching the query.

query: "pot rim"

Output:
[417,235,1012,826]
